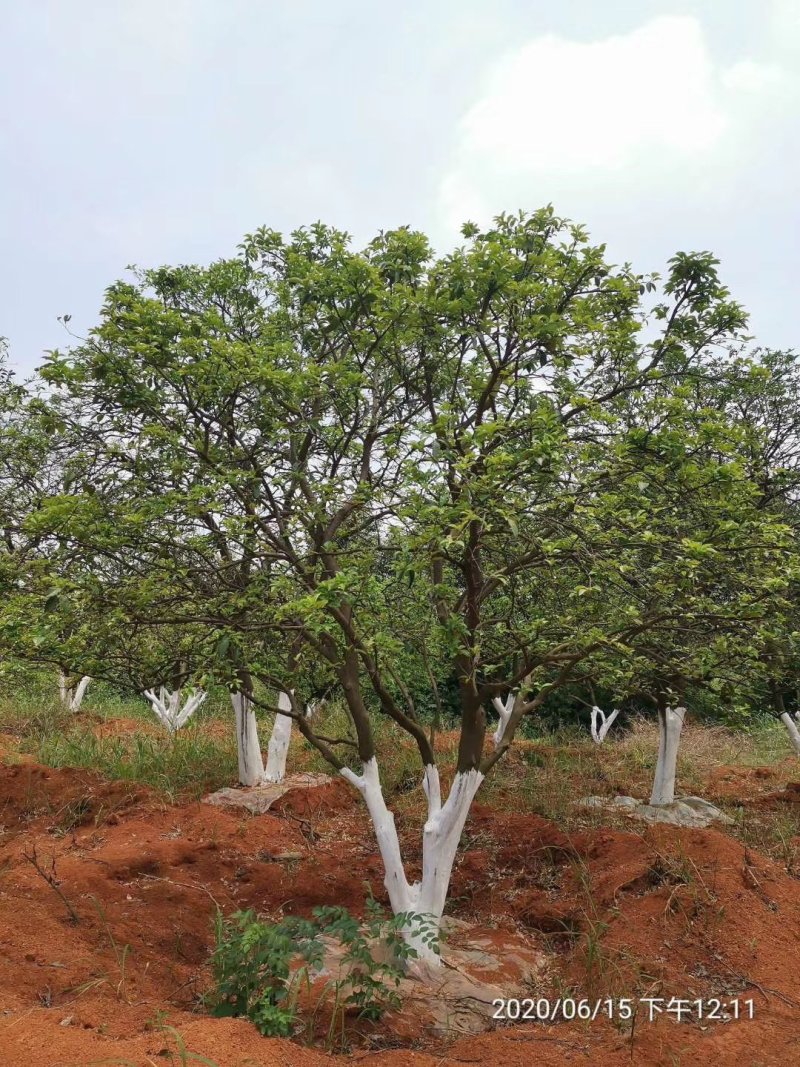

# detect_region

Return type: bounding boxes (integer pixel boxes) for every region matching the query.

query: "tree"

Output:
[687,349,800,755]
[37,210,789,963]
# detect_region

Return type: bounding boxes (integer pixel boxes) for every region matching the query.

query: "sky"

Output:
[1,0,798,375]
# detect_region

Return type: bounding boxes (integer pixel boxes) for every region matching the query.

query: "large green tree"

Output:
[35,211,791,962]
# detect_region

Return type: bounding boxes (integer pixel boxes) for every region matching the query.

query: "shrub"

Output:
[207,901,439,1037]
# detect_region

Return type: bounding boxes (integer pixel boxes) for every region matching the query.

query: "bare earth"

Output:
[1,745,799,1066]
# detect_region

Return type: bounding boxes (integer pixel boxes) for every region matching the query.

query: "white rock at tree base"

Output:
[203,772,332,814]
[576,794,733,828]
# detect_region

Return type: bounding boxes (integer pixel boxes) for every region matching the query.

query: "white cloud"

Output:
[438,13,800,239]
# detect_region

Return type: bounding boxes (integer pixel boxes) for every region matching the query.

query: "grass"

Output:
[0,681,238,801]
[28,729,237,801]
[1,671,797,861]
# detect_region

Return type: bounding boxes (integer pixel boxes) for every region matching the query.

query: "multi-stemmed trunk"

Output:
[491,680,530,747]
[771,683,800,756]
[230,688,314,787]
[264,691,293,782]
[144,686,206,735]
[58,673,91,713]
[264,694,319,782]
[649,702,686,805]
[590,705,619,744]
[491,694,514,746]
[230,690,265,786]
[340,758,483,965]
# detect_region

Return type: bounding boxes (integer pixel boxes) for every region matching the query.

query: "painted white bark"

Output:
[649,705,686,805]
[262,693,320,783]
[590,705,620,745]
[780,711,800,756]
[491,694,514,746]
[231,691,265,786]
[70,675,91,712]
[341,757,484,966]
[264,691,294,782]
[59,673,92,713]
[144,686,206,735]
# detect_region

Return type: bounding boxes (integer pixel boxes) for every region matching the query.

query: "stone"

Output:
[305,920,547,1039]
[203,772,333,814]
[575,794,733,828]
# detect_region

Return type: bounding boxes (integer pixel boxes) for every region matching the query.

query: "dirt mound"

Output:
[2,760,800,1065]
[271,775,355,817]
[706,762,791,803]
[756,781,800,807]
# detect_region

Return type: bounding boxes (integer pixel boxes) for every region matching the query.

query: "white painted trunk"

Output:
[340,758,483,966]
[780,712,800,756]
[590,705,619,745]
[231,691,265,786]
[491,694,514,746]
[145,687,206,735]
[649,705,686,805]
[262,693,319,784]
[264,692,293,783]
[70,676,91,712]
[59,673,91,712]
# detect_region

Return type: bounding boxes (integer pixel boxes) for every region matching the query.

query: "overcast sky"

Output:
[2,0,798,374]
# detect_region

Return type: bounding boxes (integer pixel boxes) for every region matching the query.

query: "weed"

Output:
[23,844,80,924]
[48,794,93,837]
[89,896,132,1002]
[207,901,438,1039]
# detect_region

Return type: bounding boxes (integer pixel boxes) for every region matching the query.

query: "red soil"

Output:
[1,759,799,1066]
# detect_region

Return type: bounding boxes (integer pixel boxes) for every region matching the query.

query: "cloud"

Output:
[437,13,800,241]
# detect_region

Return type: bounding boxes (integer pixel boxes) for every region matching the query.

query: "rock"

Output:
[575,794,733,828]
[310,919,547,1039]
[203,772,333,814]
[677,795,735,823]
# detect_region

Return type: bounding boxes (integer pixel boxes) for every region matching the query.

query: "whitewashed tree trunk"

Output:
[780,712,800,756]
[264,691,293,783]
[231,691,265,786]
[590,705,619,744]
[263,694,321,783]
[341,758,483,966]
[491,694,514,746]
[649,705,686,805]
[144,687,206,735]
[59,673,91,713]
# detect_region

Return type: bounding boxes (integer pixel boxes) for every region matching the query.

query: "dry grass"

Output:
[4,679,798,872]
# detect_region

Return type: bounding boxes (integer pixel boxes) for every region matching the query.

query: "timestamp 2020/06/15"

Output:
[491,997,756,1023]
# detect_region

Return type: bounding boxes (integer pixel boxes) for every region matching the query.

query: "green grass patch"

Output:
[25,728,237,801]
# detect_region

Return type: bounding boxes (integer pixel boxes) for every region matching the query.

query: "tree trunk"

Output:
[264,692,293,782]
[340,758,483,966]
[59,673,91,712]
[145,687,206,735]
[780,712,800,756]
[231,691,264,786]
[590,705,619,744]
[263,694,321,783]
[649,703,686,805]
[491,694,514,746]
